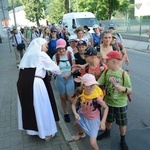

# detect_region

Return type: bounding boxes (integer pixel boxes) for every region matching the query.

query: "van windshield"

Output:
[76,18,99,27]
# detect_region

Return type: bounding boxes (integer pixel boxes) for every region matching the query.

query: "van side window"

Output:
[72,19,76,29]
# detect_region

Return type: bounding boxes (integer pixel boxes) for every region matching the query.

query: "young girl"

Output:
[72,73,108,150]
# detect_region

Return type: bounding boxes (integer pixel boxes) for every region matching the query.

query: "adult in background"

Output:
[17,38,61,141]
[92,24,103,47]
[108,23,123,44]
[47,26,59,58]
[9,26,27,67]
[67,34,78,54]
[83,25,93,47]
[30,27,39,42]
[74,26,85,40]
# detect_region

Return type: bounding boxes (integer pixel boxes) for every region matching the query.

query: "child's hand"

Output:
[115,86,125,92]
[63,72,71,79]
[74,113,81,120]
[100,121,106,131]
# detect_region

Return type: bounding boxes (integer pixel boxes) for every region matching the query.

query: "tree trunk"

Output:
[108,0,112,20]
[64,0,69,13]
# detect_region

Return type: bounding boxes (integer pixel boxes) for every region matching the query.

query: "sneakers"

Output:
[72,132,86,141]
[120,141,129,150]
[64,114,70,122]
[97,129,110,140]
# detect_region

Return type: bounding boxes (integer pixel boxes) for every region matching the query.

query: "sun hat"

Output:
[81,73,99,86]
[108,23,116,29]
[77,40,87,46]
[103,51,122,60]
[84,47,97,56]
[56,39,66,49]
[84,25,90,31]
[68,34,78,42]
[93,24,99,29]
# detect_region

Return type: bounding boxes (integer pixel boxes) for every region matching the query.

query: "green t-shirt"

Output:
[98,68,132,107]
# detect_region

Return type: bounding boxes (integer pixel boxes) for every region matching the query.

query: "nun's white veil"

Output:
[19,38,47,69]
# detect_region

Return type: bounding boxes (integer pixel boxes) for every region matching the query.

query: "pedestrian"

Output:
[47,26,59,58]
[52,39,76,122]
[72,73,108,150]
[110,32,130,65]
[74,26,85,40]
[67,34,78,54]
[97,30,113,58]
[80,47,107,81]
[97,51,132,150]
[92,24,103,47]
[83,25,93,47]
[9,26,27,67]
[17,38,61,141]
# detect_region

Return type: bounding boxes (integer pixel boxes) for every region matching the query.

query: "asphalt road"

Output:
[52,48,150,150]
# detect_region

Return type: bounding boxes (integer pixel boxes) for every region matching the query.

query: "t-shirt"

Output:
[52,52,75,73]
[98,68,132,107]
[74,52,86,65]
[79,85,104,120]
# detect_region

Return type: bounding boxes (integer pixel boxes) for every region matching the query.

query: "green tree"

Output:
[21,0,46,26]
[72,0,130,20]
[48,0,66,23]
[7,0,22,11]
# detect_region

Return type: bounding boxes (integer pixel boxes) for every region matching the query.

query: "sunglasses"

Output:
[51,31,56,33]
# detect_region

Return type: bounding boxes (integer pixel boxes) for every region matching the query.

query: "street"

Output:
[52,48,150,150]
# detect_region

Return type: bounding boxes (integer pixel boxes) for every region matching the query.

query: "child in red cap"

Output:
[97,51,132,150]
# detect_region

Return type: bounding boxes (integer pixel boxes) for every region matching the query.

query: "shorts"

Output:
[107,106,128,126]
[55,72,75,95]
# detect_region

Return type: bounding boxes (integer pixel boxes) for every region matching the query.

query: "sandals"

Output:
[72,132,86,141]
[45,134,55,142]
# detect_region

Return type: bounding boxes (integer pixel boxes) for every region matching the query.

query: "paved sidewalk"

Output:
[124,39,150,53]
[0,41,78,150]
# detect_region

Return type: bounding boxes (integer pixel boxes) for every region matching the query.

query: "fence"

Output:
[101,18,150,37]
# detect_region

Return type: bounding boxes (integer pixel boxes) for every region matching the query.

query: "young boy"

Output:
[72,74,108,150]
[97,51,132,150]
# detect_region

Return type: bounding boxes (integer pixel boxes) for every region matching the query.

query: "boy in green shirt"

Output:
[97,51,132,150]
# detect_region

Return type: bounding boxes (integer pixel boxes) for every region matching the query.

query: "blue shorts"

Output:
[55,72,75,95]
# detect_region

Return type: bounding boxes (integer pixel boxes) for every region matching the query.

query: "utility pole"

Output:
[11,0,17,27]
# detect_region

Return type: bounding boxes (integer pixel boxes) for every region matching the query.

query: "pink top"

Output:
[80,97,103,120]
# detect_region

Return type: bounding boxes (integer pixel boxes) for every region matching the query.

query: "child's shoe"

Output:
[64,114,70,122]
[97,129,110,140]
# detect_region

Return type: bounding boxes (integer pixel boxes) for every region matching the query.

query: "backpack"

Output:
[85,61,104,73]
[104,69,131,102]
[55,51,72,66]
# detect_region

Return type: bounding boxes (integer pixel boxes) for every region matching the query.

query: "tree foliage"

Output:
[21,0,46,26]
[48,0,66,23]
[71,0,130,20]
[7,0,22,11]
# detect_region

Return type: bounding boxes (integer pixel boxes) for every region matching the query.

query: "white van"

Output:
[62,12,99,34]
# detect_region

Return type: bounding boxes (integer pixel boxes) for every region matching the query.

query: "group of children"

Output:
[68,38,132,150]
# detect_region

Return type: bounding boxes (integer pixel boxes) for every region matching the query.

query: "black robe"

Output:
[17,68,59,131]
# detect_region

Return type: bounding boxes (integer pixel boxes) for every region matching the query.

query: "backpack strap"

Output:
[55,51,72,66]
[122,71,131,102]
[67,51,72,66]
[55,53,60,65]
[85,64,89,73]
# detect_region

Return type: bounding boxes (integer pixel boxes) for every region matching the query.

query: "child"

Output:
[97,51,132,150]
[72,73,108,150]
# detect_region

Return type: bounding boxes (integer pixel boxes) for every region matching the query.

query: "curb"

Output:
[57,110,79,150]
[125,46,150,54]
